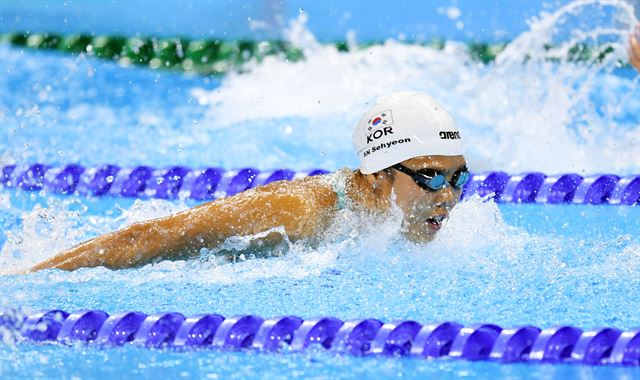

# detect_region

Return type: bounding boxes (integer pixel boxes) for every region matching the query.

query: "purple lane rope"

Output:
[0,309,638,366]
[1,163,638,205]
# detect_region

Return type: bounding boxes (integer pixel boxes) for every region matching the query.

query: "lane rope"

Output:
[0,308,638,366]
[1,163,638,205]
[1,32,621,75]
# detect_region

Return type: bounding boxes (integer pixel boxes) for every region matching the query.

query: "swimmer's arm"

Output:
[28,179,337,272]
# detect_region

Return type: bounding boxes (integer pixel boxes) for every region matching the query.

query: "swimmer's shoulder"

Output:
[250,168,353,209]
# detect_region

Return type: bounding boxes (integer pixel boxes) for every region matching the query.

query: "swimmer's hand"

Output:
[630,25,640,72]
[0,269,27,275]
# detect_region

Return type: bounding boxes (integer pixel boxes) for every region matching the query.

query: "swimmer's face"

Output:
[389,155,467,243]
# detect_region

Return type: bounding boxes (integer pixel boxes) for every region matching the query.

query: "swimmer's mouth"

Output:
[426,215,447,231]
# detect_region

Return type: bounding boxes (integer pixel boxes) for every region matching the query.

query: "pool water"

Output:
[1,0,639,379]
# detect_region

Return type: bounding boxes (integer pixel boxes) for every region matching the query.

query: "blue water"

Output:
[0,0,563,42]
[1,0,640,379]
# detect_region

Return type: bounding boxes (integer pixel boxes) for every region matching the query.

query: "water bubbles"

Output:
[0,4,637,358]
[186,0,638,174]
[38,90,48,101]
[447,7,462,20]
[7,234,24,246]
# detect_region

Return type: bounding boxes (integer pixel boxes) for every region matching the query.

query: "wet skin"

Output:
[352,155,467,243]
[23,155,465,272]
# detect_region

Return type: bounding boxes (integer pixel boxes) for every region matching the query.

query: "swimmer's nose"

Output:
[432,185,458,209]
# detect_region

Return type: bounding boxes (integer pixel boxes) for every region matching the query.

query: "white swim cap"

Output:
[352,92,464,174]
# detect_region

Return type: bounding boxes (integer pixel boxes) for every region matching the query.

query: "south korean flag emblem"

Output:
[367,110,394,131]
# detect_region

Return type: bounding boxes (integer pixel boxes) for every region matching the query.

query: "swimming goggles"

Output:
[392,164,470,191]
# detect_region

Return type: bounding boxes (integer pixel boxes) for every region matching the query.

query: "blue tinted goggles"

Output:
[392,164,470,191]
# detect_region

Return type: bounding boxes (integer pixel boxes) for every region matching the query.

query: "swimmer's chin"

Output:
[401,216,449,243]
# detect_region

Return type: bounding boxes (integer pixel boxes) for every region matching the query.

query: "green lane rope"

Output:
[0,32,622,75]
[1,32,305,75]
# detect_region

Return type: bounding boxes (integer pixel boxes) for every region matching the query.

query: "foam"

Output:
[0,198,188,272]
[1,193,514,284]
[0,2,638,330]
[192,0,639,174]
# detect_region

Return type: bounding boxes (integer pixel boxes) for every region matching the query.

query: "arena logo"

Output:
[439,131,461,140]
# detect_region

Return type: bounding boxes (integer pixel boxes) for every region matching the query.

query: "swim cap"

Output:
[352,92,463,174]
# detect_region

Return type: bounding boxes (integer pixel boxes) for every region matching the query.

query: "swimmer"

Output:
[26,92,468,272]
[630,24,640,72]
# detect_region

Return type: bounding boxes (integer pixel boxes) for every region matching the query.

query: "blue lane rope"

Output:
[0,309,638,366]
[1,163,638,205]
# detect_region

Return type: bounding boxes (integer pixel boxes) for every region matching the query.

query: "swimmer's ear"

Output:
[357,168,394,192]
[373,168,395,182]
[368,168,395,191]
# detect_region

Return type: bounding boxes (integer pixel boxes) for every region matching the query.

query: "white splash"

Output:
[0,198,188,272]
[1,0,639,288]
[7,193,513,286]
[192,0,639,174]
